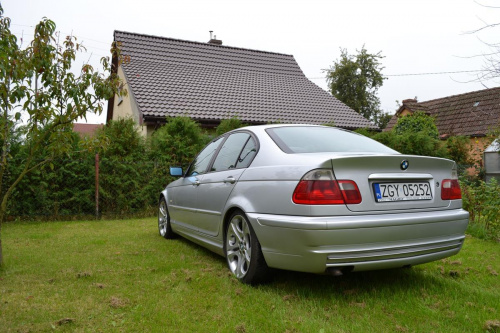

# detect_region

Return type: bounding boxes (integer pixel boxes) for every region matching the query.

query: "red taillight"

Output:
[441,179,462,200]
[292,170,362,205]
[338,180,362,204]
[293,180,344,204]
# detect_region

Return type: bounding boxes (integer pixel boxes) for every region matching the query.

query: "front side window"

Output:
[212,133,255,172]
[187,137,224,176]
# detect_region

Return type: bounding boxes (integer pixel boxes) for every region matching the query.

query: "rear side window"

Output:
[211,133,257,172]
[236,137,257,168]
[266,126,398,154]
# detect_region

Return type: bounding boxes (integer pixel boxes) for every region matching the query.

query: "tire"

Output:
[158,197,176,239]
[224,210,270,285]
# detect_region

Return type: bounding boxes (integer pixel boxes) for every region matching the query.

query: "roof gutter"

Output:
[142,116,266,128]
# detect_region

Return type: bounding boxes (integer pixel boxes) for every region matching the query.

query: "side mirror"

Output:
[170,166,183,177]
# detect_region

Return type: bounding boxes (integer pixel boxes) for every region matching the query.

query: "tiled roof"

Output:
[112,31,376,129]
[72,123,103,137]
[384,88,500,136]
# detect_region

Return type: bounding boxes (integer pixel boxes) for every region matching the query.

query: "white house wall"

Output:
[113,66,149,137]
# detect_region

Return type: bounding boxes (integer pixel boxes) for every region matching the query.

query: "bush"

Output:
[96,118,146,158]
[445,136,473,173]
[359,114,469,161]
[353,127,377,138]
[216,117,245,136]
[393,111,439,139]
[370,131,448,157]
[96,119,152,217]
[145,117,206,208]
[7,130,95,218]
[5,114,486,222]
[461,178,500,240]
[6,116,212,219]
[150,116,204,167]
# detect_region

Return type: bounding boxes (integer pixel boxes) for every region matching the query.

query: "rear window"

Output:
[266,126,398,154]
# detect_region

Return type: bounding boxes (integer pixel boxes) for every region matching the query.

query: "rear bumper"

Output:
[246,209,469,274]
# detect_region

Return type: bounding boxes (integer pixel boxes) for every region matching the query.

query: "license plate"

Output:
[373,182,432,202]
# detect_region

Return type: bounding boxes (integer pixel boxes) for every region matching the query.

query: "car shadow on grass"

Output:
[265,265,448,298]
[168,235,448,296]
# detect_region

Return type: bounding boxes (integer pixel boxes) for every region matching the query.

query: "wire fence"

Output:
[4,154,172,221]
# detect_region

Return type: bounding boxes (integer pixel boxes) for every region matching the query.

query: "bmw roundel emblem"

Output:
[400,160,409,170]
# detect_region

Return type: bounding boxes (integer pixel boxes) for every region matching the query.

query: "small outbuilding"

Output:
[484,139,500,182]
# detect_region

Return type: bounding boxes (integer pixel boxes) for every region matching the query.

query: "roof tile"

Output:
[384,87,500,136]
[114,31,376,129]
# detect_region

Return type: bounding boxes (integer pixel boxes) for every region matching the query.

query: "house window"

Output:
[473,102,480,107]
[117,84,124,106]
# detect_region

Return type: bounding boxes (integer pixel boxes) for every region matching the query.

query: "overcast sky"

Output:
[3,0,500,124]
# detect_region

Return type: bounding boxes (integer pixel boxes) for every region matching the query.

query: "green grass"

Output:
[1,218,499,332]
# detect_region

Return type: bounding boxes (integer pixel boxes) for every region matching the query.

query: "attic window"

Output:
[473,101,480,107]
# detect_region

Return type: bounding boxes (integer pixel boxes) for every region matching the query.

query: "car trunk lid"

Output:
[329,154,455,213]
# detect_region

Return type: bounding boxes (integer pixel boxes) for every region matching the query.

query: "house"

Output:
[106,31,376,137]
[72,123,104,137]
[384,87,500,165]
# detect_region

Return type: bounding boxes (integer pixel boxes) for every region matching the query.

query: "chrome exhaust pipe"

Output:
[327,268,344,276]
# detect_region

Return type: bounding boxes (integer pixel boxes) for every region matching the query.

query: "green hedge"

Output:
[6,117,210,219]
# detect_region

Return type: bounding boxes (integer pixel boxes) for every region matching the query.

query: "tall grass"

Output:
[1,218,499,332]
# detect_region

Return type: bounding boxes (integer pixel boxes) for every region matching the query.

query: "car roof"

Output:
[234,124,347,135]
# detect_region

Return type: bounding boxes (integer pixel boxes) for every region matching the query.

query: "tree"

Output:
[464,2,500,82]
[96,118,149,217]
[372,111,393,130]
[0,6,124,266]
[149,116,204,167]
[216,116,246,136]
[325,46,385,126]
[392,111,439,139]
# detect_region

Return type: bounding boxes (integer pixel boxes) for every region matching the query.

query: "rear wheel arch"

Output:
[222,207,243,239]
[223,208,271,284]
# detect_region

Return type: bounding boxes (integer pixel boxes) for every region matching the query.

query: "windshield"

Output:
[266,126,398,154]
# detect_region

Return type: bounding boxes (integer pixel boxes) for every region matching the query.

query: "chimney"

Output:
[208,31,223,45]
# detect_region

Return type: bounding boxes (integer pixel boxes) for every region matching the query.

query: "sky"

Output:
[3,0,500,124]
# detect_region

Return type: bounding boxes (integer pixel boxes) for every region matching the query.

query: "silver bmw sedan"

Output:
[158,124,469,284]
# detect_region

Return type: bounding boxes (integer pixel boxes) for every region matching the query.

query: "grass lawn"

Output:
[0,218,499,332]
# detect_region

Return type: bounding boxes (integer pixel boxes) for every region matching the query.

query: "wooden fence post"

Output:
[95,153,99,219]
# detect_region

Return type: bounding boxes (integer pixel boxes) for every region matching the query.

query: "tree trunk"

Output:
[0,207,5,267]
[0,229,3,267]
[0,210,3,267]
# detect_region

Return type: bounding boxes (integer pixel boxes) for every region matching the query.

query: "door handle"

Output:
[223,176,236,184]
[193,180,200,186]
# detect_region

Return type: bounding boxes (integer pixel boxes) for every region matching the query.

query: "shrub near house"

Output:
[7,117,209,219]
[359,112,464,163]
